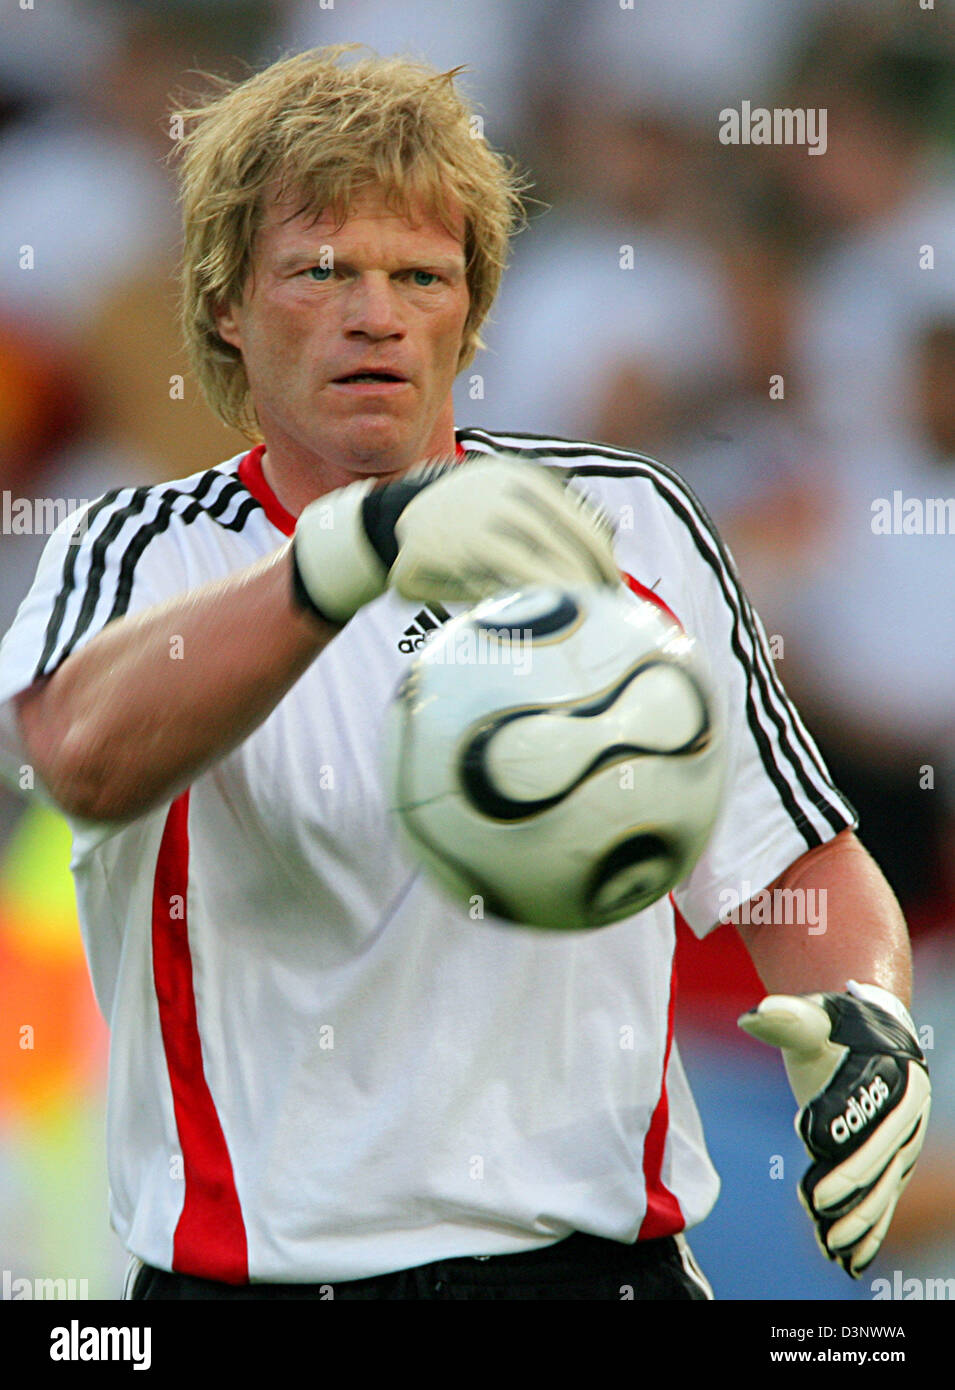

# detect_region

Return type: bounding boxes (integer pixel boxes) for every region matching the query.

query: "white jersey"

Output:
[0,427,856,1284]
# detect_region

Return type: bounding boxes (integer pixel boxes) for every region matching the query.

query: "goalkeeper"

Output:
[0,46,928,1299]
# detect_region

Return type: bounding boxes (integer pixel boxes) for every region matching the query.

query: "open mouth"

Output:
[334,372,406,384]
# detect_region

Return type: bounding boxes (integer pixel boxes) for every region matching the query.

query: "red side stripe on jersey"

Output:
[638,940,685,1239]
[622,570,683,628]
[152,792,249,1283]
[238,440,468,537]
[623,573,688,1235]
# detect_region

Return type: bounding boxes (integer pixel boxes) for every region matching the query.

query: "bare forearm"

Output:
[16,542,335,822]
[735,830,913,1006]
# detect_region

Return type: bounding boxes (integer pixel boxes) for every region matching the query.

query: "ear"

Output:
[214,300,243,351]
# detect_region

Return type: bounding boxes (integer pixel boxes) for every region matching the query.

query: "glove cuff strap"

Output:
[846,979,917,1039]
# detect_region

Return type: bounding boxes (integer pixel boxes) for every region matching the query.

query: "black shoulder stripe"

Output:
[591,471,853,843]
[53,485,160,666]
[36,469,261,679]
[34,489,125,679]
[660,477,851,843]
[107,478,258,625]
[53,472,218,668]
[457,427,661,455]
[565,462,855,840]
[456,427,663,471]
[459,429,854,847]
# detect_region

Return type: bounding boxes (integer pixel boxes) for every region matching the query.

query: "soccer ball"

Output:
[383,585,727,930]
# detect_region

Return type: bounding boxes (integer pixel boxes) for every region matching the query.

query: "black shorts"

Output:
[128,1231,713,1301]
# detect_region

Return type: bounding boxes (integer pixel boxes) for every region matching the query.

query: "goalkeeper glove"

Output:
[738,981,930,1277]
[290,451,620,625]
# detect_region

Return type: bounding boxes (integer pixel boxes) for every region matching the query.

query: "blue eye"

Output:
[412,270,439,287]
[306,266,333,282]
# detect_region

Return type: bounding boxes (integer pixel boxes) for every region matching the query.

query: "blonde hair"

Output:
[175,45,528,438]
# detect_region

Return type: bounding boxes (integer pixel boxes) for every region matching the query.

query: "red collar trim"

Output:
[237,444,296,536]
[237,439,467,538]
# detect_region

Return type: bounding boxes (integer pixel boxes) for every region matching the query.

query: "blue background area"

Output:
[678,1031,873,1302]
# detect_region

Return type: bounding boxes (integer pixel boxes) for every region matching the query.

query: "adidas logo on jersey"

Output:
[397,604,453,653]
[830,1076,891,1144]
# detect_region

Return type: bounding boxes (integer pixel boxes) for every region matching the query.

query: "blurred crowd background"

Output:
[1,0,953,1300]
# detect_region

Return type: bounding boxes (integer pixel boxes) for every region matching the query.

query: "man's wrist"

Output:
[845,979,916,1037]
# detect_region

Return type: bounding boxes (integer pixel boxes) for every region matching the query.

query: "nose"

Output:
[343,272,405,340]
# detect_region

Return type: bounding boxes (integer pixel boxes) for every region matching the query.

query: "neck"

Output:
[258,403,459,518]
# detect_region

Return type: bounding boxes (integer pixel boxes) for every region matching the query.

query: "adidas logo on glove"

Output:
[830,1075,891,1144]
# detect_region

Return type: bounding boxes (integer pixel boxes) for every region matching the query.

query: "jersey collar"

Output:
[238,439,468,538]
[237,445,296,535]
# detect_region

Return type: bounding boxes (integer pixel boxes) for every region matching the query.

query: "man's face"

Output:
[215,184,470,481]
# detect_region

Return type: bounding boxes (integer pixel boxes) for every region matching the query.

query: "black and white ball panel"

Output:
[384,585,727,930]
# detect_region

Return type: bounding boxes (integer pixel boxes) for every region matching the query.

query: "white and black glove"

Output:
[738,981,930,1277]
[291,451,620,624]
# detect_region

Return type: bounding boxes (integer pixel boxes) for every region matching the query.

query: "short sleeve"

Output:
[599,461,858,938]
[0,486,186,791]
